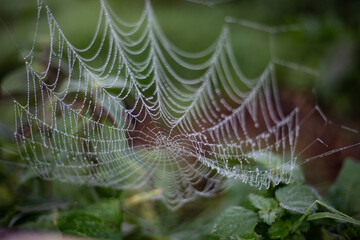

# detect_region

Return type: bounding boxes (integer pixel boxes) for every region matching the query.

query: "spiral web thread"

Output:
[14,0,305,209]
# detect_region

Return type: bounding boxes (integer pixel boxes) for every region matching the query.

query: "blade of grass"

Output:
[291,200,360,233]
[307,212,360,225]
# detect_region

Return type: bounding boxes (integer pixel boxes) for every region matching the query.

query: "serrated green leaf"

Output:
[249,194,283,225]
[249,194,277,210]
[211,206,258,240]
[275,184,318,214]
[259,207,283,225]
[327,158,360,215]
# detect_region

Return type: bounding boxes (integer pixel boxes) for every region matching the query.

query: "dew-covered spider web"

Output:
[12,0,359,210]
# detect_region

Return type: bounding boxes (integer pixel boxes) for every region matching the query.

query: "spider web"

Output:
[13,0,329,210]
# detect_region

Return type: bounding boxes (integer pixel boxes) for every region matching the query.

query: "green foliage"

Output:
[327,158,360,215]
[1,156,360,240]
[267,220,293,239]
[211,206,258,240]
[210,159,360,240]
[249,194,283,225]
[275,184,318,214]
[57,200,122,239]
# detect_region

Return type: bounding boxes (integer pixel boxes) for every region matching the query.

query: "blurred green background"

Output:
[0,0,359,239]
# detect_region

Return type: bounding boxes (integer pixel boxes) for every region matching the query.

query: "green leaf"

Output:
[57,212,106,237]
[327,158,360,215]
[211,206,258,239]
[307,212,360,225]
[267,220,292,239]
[57,199,122,239]
[259,207,283,226]
[249,194,277,210]
[275,184,318,214]
[249,194,283,225]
